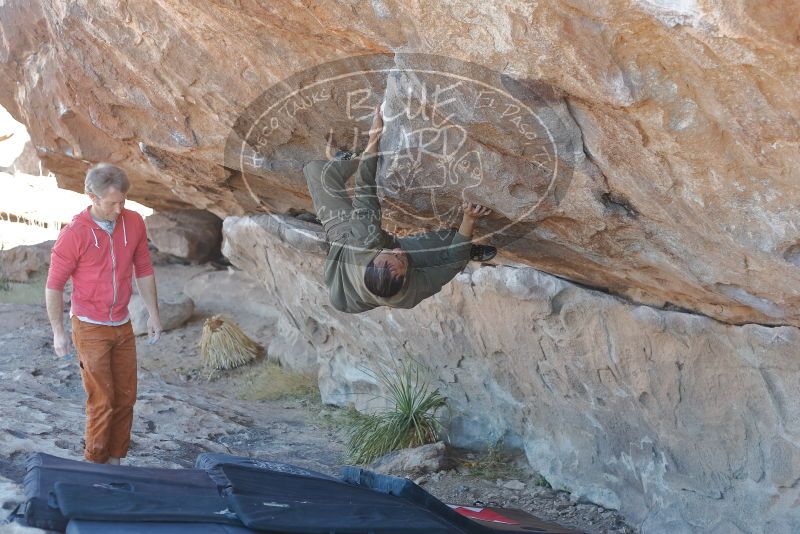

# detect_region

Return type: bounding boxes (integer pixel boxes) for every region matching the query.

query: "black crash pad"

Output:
[221,463,462,533]
[18,452,582,534]
[22,453,220,531]
[66,519,257,534]
[53,481,239,524]
[195,452,337,490]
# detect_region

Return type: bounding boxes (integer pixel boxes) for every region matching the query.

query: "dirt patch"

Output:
[237,361,319,402]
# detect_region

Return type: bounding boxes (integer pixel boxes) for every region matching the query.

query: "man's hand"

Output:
[46,288,72,358]
[458,202,492,239]
[53,329,72,358]
[147,314,163,344]
[462,202,492,221]
[135,274,162,344]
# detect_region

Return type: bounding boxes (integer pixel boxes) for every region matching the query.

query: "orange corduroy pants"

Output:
[71,316,137,463]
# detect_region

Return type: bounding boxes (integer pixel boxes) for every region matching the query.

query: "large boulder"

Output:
[128,294,194,336]
[0,1,797,327]
[370,442,449,478]
[183,268,279,320]
[0,241,53,282]
[12,141,43,175]
[223,213,800,533]
[145,210,222,262]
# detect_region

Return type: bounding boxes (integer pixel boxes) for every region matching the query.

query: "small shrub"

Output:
[461,440,528,481]
[345,360,447,465]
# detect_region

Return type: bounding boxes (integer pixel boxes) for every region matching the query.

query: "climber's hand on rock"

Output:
[369,103,384,139]
[365,104,383,154]
[462,202,492,221]
[458,203,492,239]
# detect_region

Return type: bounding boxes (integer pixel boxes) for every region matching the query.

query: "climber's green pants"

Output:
[304,158,360,242]
[304,158,470,269]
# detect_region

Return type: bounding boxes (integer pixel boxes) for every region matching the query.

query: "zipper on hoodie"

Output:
[109,229,117,322]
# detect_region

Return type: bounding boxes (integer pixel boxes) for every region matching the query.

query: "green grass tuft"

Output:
[460,440,529,481]
[345,360,447,465]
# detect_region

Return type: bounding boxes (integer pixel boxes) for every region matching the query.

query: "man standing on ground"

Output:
[45,163,162,464]
[304,104,495,313]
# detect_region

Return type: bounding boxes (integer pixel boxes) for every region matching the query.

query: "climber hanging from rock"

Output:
[304,103,496,313]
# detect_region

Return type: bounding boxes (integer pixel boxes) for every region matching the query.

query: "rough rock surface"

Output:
[0,1,798,327]
[183,268,281,326]
[0,241,53,282]
[223,213,800,533]
[370,442,449,477]
[145,210,223,262]
[128,293,194,336]
[11,141,43,175]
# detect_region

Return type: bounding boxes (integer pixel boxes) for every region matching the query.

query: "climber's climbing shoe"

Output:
[335,150,360,161]
[470,244,497,262]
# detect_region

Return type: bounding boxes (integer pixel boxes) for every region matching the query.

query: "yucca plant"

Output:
[346,359,447,465]
[200,315,261,374]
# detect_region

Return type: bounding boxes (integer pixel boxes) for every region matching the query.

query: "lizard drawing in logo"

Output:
[382,123,484,230]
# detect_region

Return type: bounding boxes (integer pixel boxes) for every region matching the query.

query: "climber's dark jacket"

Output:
[304,155,471,313]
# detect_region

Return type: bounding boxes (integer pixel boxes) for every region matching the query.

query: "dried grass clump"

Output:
[200,315,261,372]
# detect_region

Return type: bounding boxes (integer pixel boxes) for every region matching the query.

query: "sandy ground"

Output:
[0,258,636,533]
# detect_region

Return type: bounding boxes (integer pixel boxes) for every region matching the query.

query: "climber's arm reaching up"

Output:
[442,202,493,274]
[350,105,386,246]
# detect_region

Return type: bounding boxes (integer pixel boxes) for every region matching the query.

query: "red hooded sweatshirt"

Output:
[46,207,154,323]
